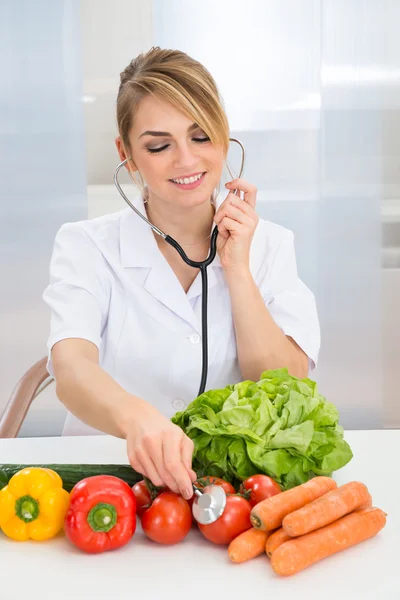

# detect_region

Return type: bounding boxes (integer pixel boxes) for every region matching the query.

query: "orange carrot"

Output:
[265,528,292,558]
[271,507,386,576]
[228,528,269,563]
[359,492,373,510]
[282,481,371,537]
[250,476,337,531]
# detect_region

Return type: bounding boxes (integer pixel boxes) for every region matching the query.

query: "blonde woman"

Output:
[43,47,320,500]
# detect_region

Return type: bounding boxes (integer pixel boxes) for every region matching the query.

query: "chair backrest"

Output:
[0,357,54,438]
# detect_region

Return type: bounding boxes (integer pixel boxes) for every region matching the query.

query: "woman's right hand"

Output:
[125,401,197,500]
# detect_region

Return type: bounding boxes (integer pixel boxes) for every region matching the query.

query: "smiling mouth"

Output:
[170,172,205,184]
[169,172,206,189]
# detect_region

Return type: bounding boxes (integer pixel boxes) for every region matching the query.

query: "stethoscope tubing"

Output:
[113,138,245,397]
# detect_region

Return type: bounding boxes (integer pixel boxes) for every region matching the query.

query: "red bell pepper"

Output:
[64,475,137,553]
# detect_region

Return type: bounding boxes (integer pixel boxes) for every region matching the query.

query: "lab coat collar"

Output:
[120,195,158,268]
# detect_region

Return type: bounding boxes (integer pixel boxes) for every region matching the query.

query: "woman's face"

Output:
[116,95,225,210]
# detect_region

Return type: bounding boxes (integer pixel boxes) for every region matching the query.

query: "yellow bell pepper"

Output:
[0,467,70,541]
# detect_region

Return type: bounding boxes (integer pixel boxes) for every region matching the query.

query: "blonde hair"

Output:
[116,47,230,164]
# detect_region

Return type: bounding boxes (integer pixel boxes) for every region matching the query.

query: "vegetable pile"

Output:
[172,368,353,490]
[233,475,387,576]
[0,467,387,576]
[0,371,387,576]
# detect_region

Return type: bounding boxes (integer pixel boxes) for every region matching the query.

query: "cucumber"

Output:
[0,464,142,492]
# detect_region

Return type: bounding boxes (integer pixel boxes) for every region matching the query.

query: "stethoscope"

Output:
[113,138,245,399]
[114,138,245,524]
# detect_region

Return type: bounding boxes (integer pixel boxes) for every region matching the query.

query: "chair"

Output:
[0,357,54,438]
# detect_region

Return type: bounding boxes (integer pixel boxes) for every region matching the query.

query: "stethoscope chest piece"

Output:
[191,483,227,524]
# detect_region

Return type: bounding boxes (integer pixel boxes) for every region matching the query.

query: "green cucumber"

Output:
[0,464,142,492]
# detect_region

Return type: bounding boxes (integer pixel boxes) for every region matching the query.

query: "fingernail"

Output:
[183,488,192,499]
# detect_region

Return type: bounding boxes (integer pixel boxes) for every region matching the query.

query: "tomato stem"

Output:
[196,476,212,488]
[233,491,251,500]
[238,485,253,501]
[143,476,161,503]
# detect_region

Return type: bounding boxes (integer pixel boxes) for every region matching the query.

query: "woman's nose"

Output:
[173,143,199,169]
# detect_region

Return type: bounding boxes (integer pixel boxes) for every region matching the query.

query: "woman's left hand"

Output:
[214,179,259,275]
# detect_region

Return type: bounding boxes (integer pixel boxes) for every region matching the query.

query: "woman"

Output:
[43,47,320,501]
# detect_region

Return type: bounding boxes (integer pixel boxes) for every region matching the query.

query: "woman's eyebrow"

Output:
[139,122,199,138]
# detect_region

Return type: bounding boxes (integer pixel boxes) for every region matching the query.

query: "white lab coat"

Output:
[43,193,320,436]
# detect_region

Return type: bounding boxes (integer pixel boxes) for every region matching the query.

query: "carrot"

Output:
[250,476,337,531]
[271,507,387,576]
[359,492,373,510]
[228,528,269,563]
[282,481,371,537]
[265,528,292,558]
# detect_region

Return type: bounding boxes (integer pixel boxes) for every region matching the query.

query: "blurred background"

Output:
[0,0,399,436]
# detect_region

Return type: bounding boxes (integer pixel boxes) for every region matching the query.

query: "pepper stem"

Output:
[15,495,40,523]
[87,502,117,533]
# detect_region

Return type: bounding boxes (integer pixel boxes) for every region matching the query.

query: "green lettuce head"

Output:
[171,368,353,490]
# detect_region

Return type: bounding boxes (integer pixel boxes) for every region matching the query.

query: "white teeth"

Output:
[172,173,203,185]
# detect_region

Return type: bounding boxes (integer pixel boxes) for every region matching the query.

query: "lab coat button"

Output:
[172,399,185,410]
[189,334,200,344]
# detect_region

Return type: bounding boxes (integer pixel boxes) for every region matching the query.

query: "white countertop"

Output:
[0,430,399,600]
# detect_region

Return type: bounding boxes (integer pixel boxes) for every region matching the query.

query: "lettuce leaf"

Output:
[171,368,353,490]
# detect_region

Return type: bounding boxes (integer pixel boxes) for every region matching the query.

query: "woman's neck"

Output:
[144,190,215,247]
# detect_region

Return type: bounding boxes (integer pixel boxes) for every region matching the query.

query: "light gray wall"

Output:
[4,0,155,437]
[152,0,400,429]
[81,0,154,185]
[2,0,399,436]
[0,0,88,436]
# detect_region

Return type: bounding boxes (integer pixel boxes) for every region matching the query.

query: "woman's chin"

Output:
[172,186,217,208]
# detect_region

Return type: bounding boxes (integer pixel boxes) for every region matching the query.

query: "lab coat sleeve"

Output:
[260,229,321,372]
[42,223,109,377]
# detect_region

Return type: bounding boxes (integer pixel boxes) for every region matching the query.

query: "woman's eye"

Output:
[147,144,169,154]
[146,136,210,154]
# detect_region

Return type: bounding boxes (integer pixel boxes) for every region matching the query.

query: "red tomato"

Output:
[132,480,168,518]
[239,474,282,507]
[187,477,235,509]
[187,477,236,525]
[141,492,192,545]
[196,476,235,496]
[198,495,252,545]
[132,481,152,518]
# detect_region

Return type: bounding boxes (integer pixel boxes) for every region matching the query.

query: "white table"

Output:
[0,430,399,600]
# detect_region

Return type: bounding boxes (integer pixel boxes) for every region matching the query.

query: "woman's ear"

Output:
[115,136,137,171]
